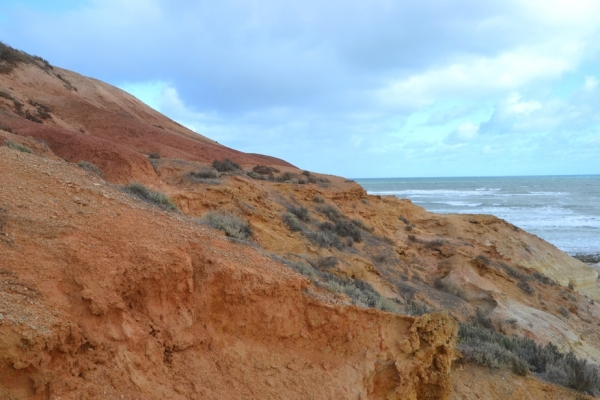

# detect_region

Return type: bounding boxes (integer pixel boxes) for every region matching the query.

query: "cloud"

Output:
[480,81,600,137]
[584,76,599,91]
[376,47,577,110]
[444,122,480,144]
[426,104,477,126]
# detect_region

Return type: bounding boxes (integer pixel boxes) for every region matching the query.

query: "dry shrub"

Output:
[77,161,103,177]
[458,309,600,394]
[188,167,220,180]
[123,183,178,212]
[282,213,303,232]
[287,205,310,222]
[200,211,252,241]
[4,140,32,154]
[213,159,241,172]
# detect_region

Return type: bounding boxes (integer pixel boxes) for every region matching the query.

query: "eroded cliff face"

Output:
[0,148,456,399]
[144,158,600,365]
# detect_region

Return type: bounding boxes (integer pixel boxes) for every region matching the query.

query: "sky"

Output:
[1,0,600,178]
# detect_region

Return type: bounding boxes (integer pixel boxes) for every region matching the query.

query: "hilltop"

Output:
[1,42,599,399]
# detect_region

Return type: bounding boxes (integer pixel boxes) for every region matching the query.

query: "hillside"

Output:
[1,42,599,399]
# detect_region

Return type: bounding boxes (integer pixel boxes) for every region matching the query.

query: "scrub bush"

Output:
[123,183,178,212]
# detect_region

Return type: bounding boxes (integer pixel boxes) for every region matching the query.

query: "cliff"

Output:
[0,147,456,399]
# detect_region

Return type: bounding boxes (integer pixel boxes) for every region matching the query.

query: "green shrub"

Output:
[425,238,446,249]
[308,256,339,270]
[405,298,433,316]
[213,159,241,172]
[274,255,398,313]
[316,205,343,222]
[377,235,396,246]
[275,172,296,182]
[28,100,51,115]
[123,183,178,212]
[0,41,36,73]
[25,112,42,124]
[305,230,344,249]
[200,211,252,240]
[188,167,220,180]
[351,218,374,232]
[531,271,557,286]
[458,310,600,394]
[253,165,279,175]
[372,251,388,264]
[289,261,317,279]
[287,205,310,222]
[313,195,325,203]
[148,152,160,159]
[559,306,569,318]
[318,273,398,312]
[323,280,344,293]
[77,161,103,177]
[518,280,535,295]
[282,213,303,232]
[246,171,267,180]
[4,140,32,153]
[332,220,362,242]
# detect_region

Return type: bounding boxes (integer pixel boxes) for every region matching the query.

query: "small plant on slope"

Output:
[123,183,178,212]
[200,211,252,241]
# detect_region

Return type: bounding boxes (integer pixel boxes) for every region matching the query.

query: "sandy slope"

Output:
[0,147,456,399]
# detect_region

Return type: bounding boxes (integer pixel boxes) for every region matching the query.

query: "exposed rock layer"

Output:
[0,148,457,399]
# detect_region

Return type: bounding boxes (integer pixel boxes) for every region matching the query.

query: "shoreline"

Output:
[572,253,600,267]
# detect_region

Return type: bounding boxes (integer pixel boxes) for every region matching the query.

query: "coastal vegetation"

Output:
[123,182,178,212]
[4,139,32,153]
[77,160,103,177]
[200,211,252,241]
[459,309,600,395]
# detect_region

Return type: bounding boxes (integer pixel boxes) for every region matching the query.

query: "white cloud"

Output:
[444,121,479,144]
[377,46,577,109]
[456,122,479,140]
[504,93,542,115]
[584,76,599,91]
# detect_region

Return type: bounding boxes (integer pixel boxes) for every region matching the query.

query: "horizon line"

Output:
[352,173,600,180]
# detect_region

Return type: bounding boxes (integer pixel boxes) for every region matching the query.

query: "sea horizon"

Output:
[353,173,600,180]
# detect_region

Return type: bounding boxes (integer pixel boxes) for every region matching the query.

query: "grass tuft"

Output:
[123,183,178,212]
[77,161,103,177]
[4,140,32,153]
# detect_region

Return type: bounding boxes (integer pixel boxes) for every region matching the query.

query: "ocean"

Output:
[355,175,600,265]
